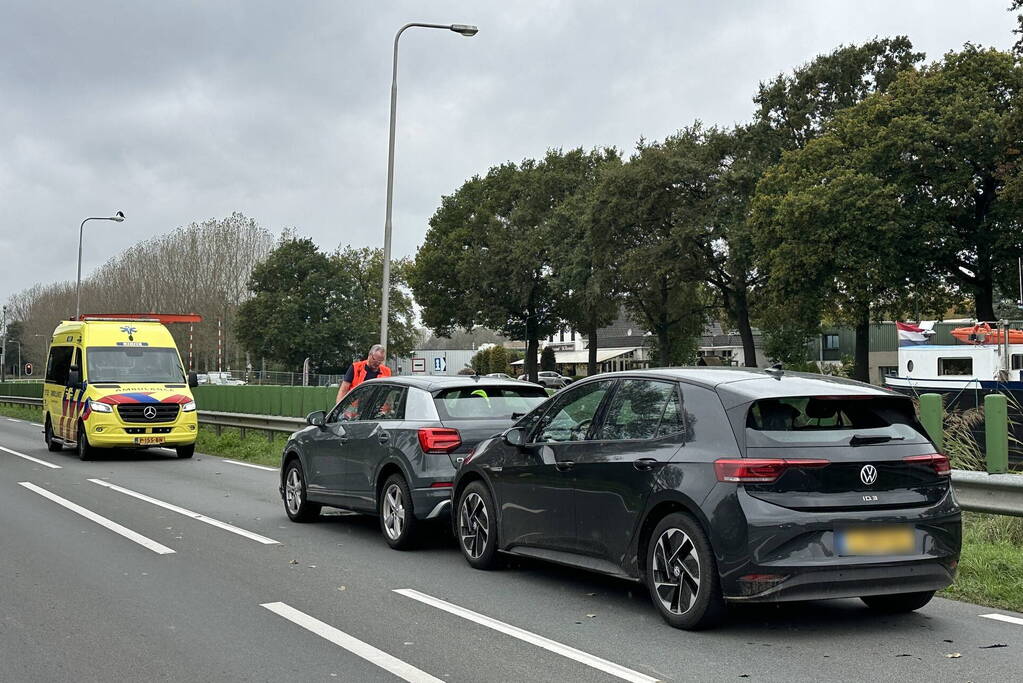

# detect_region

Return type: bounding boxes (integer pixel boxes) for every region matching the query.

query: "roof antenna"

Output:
[765,363,784,379]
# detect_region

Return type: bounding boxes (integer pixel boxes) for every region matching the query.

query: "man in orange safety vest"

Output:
[337,344,391,401]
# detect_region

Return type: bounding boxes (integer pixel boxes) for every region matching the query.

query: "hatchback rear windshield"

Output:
[745,396,929,447]
[434,386,548,420]
[87,347,185,384]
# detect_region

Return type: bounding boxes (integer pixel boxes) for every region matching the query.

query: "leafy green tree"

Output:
[412,149,605,382]
[540,346,556,372]
[236,238,415,371]
[549,149,623,375]
[489,345,510,375]
[592,130,711,367]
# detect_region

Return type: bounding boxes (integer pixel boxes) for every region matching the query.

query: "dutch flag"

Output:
[897,321,934,346]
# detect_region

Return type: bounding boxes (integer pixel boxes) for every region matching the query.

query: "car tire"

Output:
[283,459,321,522]
[77,423,97,461]
[861,590,935,613]
[380,474,417,550]
[176,443,195,459]
[645,512,725,630]
[457,481,499,569]
[44,416,62,452]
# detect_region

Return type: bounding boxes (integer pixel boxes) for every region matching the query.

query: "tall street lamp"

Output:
[76,211,125,319]
[379,22,478,352]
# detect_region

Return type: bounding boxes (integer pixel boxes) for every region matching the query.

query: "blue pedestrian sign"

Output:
[433,357,446,372]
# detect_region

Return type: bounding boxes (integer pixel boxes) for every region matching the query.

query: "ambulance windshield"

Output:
[86,347,185,383]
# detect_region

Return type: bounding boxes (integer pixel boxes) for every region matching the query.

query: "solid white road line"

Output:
[261,602,444,683]
[980,613,1023,626]
[7,418,20,422]
[221,458,277,472]
[87,478,279,545]
[31,423,43,427]
[18,482,175,554]
[0,445,62,469]
[394,589,659,683]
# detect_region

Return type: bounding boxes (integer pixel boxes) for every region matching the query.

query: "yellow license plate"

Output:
[134,436,165,446]
[836,526,915,556]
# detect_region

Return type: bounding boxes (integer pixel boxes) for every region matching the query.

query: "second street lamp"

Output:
[76,211,125,319]
[379,22,477,354]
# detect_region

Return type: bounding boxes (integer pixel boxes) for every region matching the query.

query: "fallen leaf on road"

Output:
[289,559,298,565]
[979,643,1007,649]
[943,639,954,643]
[337,586,346,591]
[944,653,961,658]
[586,614,596,618]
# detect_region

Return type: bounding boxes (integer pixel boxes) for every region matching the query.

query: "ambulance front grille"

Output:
[117,403,180,423]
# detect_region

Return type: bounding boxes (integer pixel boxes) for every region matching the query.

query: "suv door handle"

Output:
[555,461,574,471]
[634,458,659,471]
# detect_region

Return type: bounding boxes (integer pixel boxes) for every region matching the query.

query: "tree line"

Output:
[410,35,1023,383]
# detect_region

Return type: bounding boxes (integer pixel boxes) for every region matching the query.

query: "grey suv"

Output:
[278,376,547,548]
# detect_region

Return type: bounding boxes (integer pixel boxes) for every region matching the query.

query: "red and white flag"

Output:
[896,322,933,346]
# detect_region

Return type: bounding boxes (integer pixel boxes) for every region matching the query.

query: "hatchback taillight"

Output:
[902,453,950,476]
[418,428,461,453]
[714,458,830,483]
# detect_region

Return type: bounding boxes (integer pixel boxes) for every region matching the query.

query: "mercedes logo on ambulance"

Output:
[860,464,878,486]
[143,406,158,420]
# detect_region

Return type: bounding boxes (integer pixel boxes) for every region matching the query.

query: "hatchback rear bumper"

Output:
[714,487,961,602]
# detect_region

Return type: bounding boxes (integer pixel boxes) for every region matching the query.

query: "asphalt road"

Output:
[2,416,1022,682]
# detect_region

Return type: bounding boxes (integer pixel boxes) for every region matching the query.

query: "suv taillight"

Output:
[902,453,951,476]
[418,428,461,453]
[714,458,829,484]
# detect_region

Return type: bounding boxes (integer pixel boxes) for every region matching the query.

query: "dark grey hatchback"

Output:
[279,376,547,548]
[452,368,961,630]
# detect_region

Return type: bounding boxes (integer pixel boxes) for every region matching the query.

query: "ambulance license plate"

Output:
[836,526,915,556]
[134,436,165,446]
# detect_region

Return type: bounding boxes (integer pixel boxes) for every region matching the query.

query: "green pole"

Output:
[918,393,944,452]
[984,393,1009,474]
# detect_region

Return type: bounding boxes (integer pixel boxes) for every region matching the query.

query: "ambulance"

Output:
[42,314,201,460]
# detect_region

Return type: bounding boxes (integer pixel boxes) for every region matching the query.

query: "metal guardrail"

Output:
[950,470,1023,518]
[2,394,1023,516]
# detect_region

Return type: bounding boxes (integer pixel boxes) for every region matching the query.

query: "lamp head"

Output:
[450,24,478,37]
[113,211,125,222]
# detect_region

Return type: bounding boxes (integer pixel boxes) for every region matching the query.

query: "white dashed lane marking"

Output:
[221,458,277,472]
[18,481,175,554]
[261,602,444,683]
[0,445,61,469]
[981,613,1023,626]
[394,588,659,683]
[88,478,279,545]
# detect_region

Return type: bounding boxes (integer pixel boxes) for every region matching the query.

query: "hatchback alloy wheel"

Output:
[645,512,724,630]
[283,460,320,522]
[652,528,701,615]
[379,474,416,549]
[459,491,490,560]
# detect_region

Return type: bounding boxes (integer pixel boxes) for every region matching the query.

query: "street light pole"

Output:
[76,211,125,319]
[379,22,478,351]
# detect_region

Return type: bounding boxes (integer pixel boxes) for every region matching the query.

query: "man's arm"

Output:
[336,380,352,402]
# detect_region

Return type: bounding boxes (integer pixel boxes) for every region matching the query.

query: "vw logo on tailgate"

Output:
[860,464,878,486]
[143,406,158,420]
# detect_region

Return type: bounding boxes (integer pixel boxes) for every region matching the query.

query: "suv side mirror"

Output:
[306,410,326,428]
[502,426,526,447]
[187,371,199,388]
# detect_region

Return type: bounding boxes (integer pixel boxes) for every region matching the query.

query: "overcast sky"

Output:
[0,1,1014,306]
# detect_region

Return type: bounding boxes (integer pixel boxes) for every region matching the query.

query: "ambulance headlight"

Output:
[182,400,196,412]
[90,402,112,413]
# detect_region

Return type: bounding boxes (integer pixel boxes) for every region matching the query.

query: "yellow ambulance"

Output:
[42,314,201,460]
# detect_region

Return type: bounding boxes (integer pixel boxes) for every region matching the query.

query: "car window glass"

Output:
[434,386,548,420]
[598,380,677,441]
[329,385,374,423]
[46,346,73,384]
[656,386,686,438]
[532,380,612,443]
[368,386,407,421]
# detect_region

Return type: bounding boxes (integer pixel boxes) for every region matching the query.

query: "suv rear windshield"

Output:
[434,385,548,420]
[745,396,929,447]
[87,347,185,384]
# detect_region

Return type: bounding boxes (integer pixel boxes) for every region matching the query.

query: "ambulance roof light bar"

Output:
[75,313,203,324]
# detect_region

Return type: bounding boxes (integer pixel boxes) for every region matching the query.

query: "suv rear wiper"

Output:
[849,434,905,446]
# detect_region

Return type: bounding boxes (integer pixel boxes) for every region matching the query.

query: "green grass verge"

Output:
[0,403,284,468]
[940,512,1023,612]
